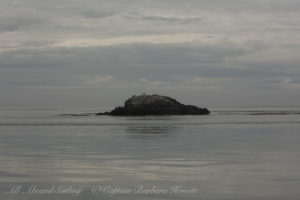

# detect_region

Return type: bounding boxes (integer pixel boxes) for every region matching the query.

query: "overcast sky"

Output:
[1,0,300,107]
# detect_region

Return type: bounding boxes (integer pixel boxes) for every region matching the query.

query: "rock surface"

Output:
[98,94,210,116]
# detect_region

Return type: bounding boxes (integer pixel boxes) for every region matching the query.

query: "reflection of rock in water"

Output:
[125,125,179,137]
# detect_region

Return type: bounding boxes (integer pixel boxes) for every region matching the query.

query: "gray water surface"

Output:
[0,106,300,200]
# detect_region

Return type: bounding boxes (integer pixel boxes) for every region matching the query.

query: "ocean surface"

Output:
[0,106,300,200]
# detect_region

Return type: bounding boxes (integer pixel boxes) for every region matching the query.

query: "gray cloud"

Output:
[0,16,46,32]
[124,12,203,24]
[0,0,300,106]
[0,40,267,71]
[80,10,115,19]
[1,41,298,91]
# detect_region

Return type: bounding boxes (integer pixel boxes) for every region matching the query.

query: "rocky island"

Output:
[97,94,210,116]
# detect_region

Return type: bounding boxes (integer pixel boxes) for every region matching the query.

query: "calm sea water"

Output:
[0,106,300,200]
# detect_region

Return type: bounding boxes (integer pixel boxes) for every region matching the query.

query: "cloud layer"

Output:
[1,0,300,106]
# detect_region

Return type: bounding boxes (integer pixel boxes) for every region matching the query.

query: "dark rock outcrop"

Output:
[97,94,210,116]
